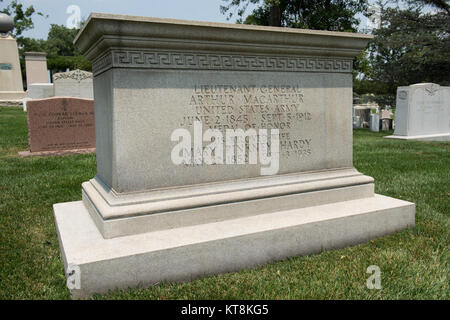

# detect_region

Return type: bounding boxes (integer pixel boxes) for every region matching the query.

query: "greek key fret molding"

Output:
[92,50,353,75]
[92,52,113,76]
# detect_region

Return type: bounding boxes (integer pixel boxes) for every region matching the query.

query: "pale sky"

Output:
[0,0,380,39]
[0,0,259,39]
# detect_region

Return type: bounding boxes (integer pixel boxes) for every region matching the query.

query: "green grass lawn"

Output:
[0,106,448,300]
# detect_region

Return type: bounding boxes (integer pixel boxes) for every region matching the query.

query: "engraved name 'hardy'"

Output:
[171,121,280,175]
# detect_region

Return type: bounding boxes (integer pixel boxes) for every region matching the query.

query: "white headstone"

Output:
[386,83,450,141]
[27,83,54,99]
[53,69,93,99]
[370,113,379,132]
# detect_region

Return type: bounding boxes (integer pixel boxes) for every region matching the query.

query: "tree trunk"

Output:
[269,5,282,26]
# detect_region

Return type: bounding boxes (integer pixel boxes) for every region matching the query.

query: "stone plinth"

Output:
[25,52,49,88]
[386,83,450,141]
[0,35,26,102]
[21,97,95,154]
[53,13,415,298]
[53,69,94,99]
[55,194,414,299]
[27,83,54,99]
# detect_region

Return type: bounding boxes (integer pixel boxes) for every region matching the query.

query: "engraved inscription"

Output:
[179,84,313,163]
[26,98,96,152]
[398,90,408,100]
[0,63,12,70]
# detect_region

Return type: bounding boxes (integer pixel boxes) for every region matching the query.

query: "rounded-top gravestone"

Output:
[0,13,14,34]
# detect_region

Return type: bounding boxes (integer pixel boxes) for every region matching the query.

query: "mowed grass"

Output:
[0,106,448,300]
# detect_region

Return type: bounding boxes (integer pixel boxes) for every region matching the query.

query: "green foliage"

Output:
[0,0,47,42]
[221,0,371,88]
[47,56,92,73]
[353,49,374,80]
[354,79,393,106]
[350,1,450,106]
[15,24,91,78]
[16,36,46,56]
[46,24,80,57]
[408,0,450,13]
[222,0,368,31]
[222,0,450,105]
[366,1,450,100]
[44,24,91,74]
[0,1,91,76]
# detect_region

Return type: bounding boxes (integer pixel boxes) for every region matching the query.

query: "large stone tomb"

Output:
[53,13,415,298]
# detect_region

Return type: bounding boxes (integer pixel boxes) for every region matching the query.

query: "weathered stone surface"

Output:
[370,113,379,132]
[380,109,393,119]
[386,83,450,141]
[55,194,415,299]
[18,148,95,157]
[53,69,94,99]
[24,52,48,87]
[72,13,412,237]
[72,14,379,235]
[27,83,54,99]
[96,71,354,192]
[25,97,95,153]
[52,13,415,297]
[83,168,375,238]
[0,35,26,101]
[0,99,22,107]
[76,14,372,194]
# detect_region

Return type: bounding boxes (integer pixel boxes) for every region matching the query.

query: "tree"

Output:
[44,24,91,74]
[16,24,91,80]
[221,0,368,31]
[221,0,373,104]
[410,0,450,13]
[46,24,80,57]
[0,0,47,42]
[1,2,91,79]
[366,0,450,107]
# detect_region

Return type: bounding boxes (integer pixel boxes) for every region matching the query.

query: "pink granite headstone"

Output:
[26,97,95,153]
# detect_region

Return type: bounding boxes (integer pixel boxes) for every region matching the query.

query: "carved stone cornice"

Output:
[76,13,372,76]
[92,49,353,76]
